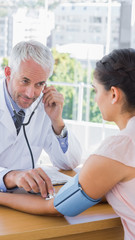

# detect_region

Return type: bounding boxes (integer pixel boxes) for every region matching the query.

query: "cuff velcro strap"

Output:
[54,173,101,216]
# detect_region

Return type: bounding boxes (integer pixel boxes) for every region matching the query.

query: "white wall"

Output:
[65,119,119,161]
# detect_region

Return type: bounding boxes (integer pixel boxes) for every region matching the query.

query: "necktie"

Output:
[14,110,25,135]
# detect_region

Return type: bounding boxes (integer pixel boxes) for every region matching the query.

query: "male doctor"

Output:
[0,40,82,198]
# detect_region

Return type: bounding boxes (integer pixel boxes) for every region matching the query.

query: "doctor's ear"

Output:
[4,66,11,78]
[111,86,120,104]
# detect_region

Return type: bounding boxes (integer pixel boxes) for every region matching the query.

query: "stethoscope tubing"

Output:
[23,123,35,169]
[9,95,44,169]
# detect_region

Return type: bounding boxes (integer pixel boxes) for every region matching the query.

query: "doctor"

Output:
[0,40,82,198]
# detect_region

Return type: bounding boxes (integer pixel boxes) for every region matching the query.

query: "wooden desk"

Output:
[0,170,124,240]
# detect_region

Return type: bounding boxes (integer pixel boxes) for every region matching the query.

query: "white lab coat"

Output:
[0,79,82,173]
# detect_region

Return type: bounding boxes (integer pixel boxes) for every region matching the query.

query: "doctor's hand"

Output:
[4,168,54,198]
[42,85,65,135]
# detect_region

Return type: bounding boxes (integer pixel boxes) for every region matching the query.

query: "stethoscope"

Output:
[9,94,44,169]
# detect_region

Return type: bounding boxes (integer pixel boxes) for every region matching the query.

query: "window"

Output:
[0,0,132,155]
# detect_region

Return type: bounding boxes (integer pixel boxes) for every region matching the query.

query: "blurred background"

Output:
[0,0,134,161]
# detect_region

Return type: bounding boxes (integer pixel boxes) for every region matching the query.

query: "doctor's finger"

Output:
[42,85,57,93]
[43,93,64,106]
[17,176,33,192]
[22,172,40,193]
[30,174,48,197]
[28,168,53,198]
[36,168,54,197]
[42,89,58,103]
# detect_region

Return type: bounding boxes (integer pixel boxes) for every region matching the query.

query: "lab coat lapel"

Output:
[0,108,16,134]
[0,79,16,136]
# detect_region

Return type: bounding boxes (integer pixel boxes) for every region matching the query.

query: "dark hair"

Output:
[94,48,135,109]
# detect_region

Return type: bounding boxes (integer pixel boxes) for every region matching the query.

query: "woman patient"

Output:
[1,48,135,239]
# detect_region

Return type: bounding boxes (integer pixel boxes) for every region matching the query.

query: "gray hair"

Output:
[9,40,54,78]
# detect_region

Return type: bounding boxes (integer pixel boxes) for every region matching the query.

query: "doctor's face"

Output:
[6,59,49,109]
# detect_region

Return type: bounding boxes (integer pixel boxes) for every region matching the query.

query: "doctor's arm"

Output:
[0,168,12,192]
[42,85,65,135]
[42,85,82,169]
[0,155,128,215]
[2,167,54,198]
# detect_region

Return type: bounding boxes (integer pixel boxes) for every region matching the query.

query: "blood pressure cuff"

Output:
[54,173,101,216]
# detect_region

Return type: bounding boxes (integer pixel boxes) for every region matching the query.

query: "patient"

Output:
[1,48,135,239]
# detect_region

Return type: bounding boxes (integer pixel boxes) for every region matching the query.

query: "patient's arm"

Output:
[79,154,130,199]
[0,192,61,216]
[0,154,129,215]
